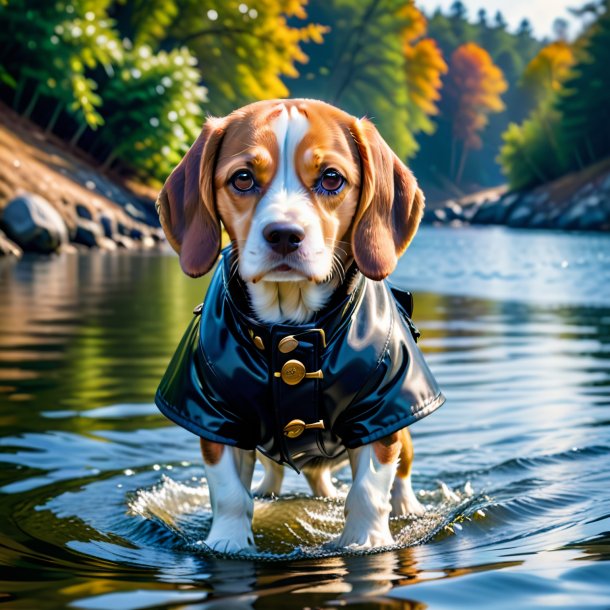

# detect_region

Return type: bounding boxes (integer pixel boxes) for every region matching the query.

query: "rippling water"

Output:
[1,226,609,609]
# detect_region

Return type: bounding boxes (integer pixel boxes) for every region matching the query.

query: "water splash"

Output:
[128,475,478,560]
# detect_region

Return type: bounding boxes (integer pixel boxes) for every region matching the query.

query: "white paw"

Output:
[333,523,394,549]
[205,520,256,554]
[391,477,426,517]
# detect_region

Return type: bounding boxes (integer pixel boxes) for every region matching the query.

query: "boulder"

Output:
[578,207,608,230]
[99,211,118,238]
[528,211,551,229]
[471,198,502,225]
[433,208,447,223]
[75,204,94,220]
[506,204,534,228]
[444,200,463,221]
[556,201,588,230]
[0,193,68,253]
[0,229,23,258]
[72,219,103,247]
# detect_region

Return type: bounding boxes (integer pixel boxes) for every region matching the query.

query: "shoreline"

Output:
[0,103,164,258]
[422,157,610,233]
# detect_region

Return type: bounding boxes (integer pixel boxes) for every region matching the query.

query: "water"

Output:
[1,226,609,609]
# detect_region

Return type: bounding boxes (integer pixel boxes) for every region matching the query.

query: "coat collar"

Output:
[217,246,366,357]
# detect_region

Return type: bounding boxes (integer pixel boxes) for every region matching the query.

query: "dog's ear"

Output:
[156,118,226,277]
[350,118,424,281]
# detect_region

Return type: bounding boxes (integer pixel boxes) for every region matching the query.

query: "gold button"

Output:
[278,336,299,353]
[283,418,325,438]
[280,359,306,385]
[253,336,265,350]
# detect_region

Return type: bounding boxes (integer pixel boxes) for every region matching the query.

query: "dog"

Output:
[154,99,445,552]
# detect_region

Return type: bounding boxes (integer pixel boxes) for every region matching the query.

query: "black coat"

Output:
[155,248,445,472]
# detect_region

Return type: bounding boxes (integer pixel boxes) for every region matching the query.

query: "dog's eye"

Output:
[230,170,255,192]
[319,169,345,194]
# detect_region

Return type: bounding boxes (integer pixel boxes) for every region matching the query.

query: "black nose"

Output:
[263,222,305,255]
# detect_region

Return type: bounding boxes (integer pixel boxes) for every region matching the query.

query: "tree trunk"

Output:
[455,142,469,185]
[100,150,118,172]
[45,101,63,134]
[69,122,88,149]
[12,76,25,111]
[22,85,41,118]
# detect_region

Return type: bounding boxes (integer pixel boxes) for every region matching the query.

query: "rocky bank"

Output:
[423,157,610,232]
[0,103,164,258]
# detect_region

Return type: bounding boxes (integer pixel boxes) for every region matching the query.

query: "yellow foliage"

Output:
[521,41,575,103]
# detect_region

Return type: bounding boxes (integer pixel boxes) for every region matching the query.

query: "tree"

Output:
[555,3,610,168]
[521,41,575,107]
[139,0,328,116]
[289,0,444,160]
[96,46,207,180]
[0,0,123,137]
[444,43,507,184]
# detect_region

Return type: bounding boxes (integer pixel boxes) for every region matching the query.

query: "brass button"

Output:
[274,360,324,385]
[253,336,265,350]
[280,359,306,385]
[283,418,326,438]
[278,336,299,353]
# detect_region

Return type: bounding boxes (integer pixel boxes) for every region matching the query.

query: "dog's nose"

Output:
[263,223,305,255]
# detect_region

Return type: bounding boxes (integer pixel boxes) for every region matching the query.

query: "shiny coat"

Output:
[155,249,445,472]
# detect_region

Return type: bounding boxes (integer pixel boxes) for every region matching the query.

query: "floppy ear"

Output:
[156,118,226,277]
[350,118,425,281]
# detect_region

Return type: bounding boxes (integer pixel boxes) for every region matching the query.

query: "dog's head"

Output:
[157,99,424,321]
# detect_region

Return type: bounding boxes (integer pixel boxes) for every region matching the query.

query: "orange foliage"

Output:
[445,42,507,150]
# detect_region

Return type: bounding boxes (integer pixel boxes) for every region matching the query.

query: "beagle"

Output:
[154,99,445,552]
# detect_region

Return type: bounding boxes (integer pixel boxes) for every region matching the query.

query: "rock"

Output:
[72,219,103,247]
[140,235,156,249]
[433,209,447,223]
[578,207,608,230]
[99,212,117,238]
[0,229,23,258]
[0,193,68,253]
[600,173,610,192]
[75,204,93,220]
[506,204,534,228]
[98,237,118,251]
[528,211,551,229]
[556,201,588,230]
[471,198,501,224]
[114,235,135,249]
[444,200,463,221]
[581,194,601,208]
[129,227,144,240]
[461,203,479,221]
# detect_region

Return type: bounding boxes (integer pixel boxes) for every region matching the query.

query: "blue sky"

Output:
[417,0,591,39]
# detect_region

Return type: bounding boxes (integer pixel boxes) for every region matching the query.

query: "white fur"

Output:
[204,447,256,553]
[239,104,335,323]
[390,474,425,517]
[333,445,397,549]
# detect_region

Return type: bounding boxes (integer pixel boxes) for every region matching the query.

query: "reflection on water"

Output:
[1,227,610,609]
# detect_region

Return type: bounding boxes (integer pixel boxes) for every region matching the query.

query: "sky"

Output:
[417,0,592,39]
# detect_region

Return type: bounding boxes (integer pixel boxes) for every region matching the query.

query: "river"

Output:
[1,226,609,609]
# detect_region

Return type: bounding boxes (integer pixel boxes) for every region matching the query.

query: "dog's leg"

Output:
[201,439,256,553]
[335,434,400,548]
[253,452,284,496]
[390,428,425,517]
[302,457,343,498]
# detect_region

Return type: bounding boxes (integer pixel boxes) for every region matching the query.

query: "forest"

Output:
[0,0,608,198]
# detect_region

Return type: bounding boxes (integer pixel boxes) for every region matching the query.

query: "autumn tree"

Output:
[499,40,578,189]
[403,4,448,138]
[443,43,507,184]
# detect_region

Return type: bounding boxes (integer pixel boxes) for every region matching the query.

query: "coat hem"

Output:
[155,391,255,449]
[342,392,446,448]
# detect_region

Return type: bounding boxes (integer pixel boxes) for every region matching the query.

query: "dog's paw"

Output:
[331,523,394,550]
[390,476,425,517]
[205,520,256,554]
